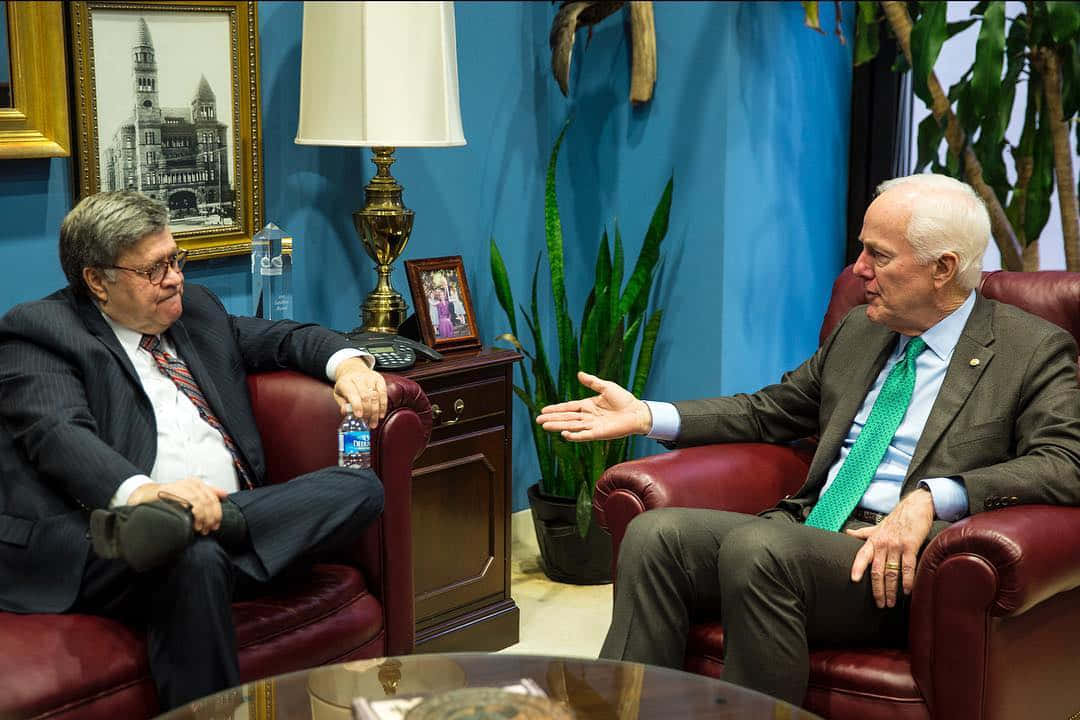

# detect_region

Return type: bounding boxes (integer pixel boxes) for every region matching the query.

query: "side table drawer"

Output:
[426,378,505,438]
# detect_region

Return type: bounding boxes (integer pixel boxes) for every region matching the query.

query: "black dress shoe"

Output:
[90,499,194,572]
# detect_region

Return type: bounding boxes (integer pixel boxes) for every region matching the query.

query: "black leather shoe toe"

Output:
[90,499,194,572]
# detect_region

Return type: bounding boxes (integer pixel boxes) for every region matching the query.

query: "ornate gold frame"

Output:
[68,1,264,260]
[0,2,72,159]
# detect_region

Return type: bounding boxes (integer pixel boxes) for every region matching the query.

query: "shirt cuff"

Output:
[110,475,153,508]
[918,477,969,521]
[644,401,680,441]
[326,348,375,381]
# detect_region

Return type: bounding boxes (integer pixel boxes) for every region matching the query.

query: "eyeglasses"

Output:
[105,249,188,285]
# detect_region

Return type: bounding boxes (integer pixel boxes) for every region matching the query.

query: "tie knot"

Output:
[905,336,927,361]
[139,334,161,353]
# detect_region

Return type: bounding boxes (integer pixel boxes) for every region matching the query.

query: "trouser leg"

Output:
[227,466,384,580]
[600,508,759,667]
[717,515,906,705]
[75,537,239,711]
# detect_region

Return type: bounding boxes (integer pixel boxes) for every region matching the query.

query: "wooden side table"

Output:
[400,347,522,651]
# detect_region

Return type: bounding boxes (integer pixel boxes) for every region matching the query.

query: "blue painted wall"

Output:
[0,2,851,511]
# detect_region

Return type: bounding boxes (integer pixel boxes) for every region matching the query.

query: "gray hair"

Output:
[59,191,169,296]
[876,174,991,291]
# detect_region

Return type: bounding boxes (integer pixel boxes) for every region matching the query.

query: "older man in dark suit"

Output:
[0,192,388,710]
[536,174,1080,704]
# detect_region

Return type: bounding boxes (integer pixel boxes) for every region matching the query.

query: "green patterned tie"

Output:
[805,336,927,532]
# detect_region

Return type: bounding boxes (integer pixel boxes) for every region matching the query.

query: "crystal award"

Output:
[251,223,294,320]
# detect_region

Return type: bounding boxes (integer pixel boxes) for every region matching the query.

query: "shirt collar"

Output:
[98,307,149,356]
[900,290,976,362]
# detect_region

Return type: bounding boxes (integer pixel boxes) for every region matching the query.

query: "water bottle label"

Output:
[341,430,370,455]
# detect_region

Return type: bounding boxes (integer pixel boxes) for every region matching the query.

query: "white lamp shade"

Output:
[295,1,465,147]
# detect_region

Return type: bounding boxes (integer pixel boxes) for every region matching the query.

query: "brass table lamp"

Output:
[295,1,466,334]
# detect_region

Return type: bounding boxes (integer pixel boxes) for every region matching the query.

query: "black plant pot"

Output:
[527,483,612,585]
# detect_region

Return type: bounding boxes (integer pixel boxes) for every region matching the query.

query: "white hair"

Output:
[876,174,991,291]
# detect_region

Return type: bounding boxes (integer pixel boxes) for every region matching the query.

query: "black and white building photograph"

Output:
[91,10,237,229]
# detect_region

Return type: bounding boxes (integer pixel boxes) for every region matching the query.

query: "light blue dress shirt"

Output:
[645,291,976,521]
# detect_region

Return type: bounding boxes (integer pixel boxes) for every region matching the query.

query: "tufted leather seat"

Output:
[0,370,431,720]
[595,268,1080,720]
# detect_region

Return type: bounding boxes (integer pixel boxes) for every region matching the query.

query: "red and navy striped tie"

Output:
[140,334,254,489]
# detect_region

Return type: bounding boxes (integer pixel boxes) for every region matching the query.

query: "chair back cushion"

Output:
[819,267,1080,353]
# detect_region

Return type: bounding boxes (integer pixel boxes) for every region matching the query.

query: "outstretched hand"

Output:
[535,371,652,442]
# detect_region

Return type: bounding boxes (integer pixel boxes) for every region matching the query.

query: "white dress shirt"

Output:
[645,292,976,521]
[101,313,370,507]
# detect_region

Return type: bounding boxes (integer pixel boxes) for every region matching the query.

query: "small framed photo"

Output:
[68,1,264,261]
[404,255,481,352]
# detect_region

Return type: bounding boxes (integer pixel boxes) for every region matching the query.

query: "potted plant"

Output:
[804,0,1079,270]
[490,119,673,584]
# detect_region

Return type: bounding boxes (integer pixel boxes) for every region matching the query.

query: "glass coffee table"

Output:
[156,653,821,719]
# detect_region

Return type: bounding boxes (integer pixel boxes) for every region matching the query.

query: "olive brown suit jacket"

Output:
[0,284,356,613]
[671,295,1080,523]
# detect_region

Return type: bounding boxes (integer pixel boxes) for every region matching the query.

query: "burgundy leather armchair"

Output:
[595,268,1080,720]
[0,370,431,720]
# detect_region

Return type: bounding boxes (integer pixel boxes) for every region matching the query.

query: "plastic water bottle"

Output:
[338,404,371,468]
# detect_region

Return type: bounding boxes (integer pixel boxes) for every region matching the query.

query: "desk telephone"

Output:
[346,330,443,370]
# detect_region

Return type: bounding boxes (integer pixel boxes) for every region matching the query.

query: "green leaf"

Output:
[988,18,1028,147]
[970,0,990,15]
[1048,1,1080,44]
[910,2,948,106]
[915,114,945,172]
[955,81,979,137]
[1061,42,1080,121]
[854,2,880,66]
[1025,97,1055,242]
[575,482,592,537]
[971,2,1005,125]
[801,1,824,34]
[946,18,979,38]
[891,51,910,74]
[544,117,578,406]
[611,223,624,328]
[525,254,557,409]
[489,238,519,339]
[616,176,673,321]
[630,310,663,399]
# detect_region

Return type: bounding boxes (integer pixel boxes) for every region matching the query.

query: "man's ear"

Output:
[82,266,109,303]
[932,252,959,288]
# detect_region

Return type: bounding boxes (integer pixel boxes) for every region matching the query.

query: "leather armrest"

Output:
[593,442,812,580]
[246,370,432,655]
[909,505,1080,715]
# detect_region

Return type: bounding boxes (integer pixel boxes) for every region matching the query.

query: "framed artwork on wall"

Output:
[68,1,263,260]
[404,255,482,352]
[0,2,71,159]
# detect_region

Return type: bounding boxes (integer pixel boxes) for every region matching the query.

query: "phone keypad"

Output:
[371,349,414,369]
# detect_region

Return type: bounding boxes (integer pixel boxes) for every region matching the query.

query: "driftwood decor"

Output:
[549,1,656,104]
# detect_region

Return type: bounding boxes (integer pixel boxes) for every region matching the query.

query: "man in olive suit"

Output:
[536,174,1080,704]
[0,191,389,709]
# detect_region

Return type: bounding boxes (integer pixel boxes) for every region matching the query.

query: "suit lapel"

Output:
[74,294,142,389]
[904,295,995,486]
[804,325,897,490]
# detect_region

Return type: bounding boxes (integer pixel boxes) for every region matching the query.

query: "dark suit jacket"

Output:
[0,284,356,613]
[672,295,1080,523]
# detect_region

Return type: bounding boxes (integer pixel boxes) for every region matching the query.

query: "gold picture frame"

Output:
[0,2,72,159]
[69,1,264,260]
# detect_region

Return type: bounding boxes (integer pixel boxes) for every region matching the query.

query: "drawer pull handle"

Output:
[432,398,466,425]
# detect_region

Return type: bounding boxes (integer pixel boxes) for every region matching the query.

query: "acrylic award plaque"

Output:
[251,222,293,320]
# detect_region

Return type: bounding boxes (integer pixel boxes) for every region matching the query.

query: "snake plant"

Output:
[490,118,673,536]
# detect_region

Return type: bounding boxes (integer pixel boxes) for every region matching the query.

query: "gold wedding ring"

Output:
[884,562,901,571]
